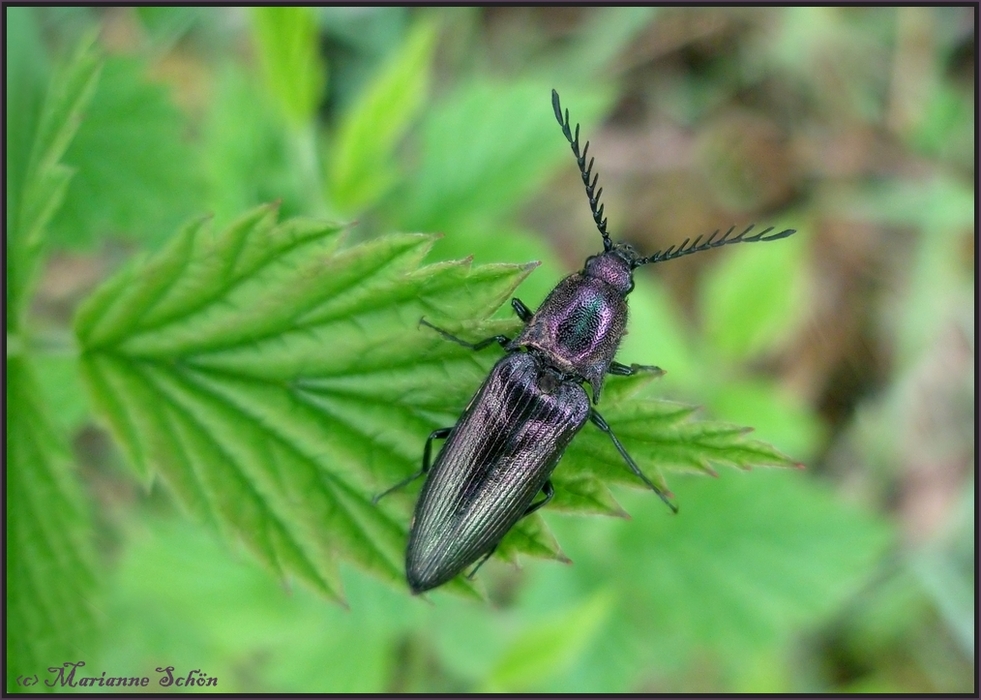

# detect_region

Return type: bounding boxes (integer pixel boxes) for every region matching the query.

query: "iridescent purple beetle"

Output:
[376,90,796,593]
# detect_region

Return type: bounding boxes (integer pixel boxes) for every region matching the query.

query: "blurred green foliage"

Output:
[49,56,203,251]
[250,7,325,130]
[7,356,100,688]
[5,6,974,694]
[327,19,437,214]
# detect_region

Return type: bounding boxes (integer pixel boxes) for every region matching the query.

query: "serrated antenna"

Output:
[552,89,613,252]
[632,224,797,268]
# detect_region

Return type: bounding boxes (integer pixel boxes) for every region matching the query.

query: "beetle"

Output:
[376,89,796,594]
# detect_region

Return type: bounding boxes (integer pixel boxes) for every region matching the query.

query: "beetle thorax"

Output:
[513,249,634,401]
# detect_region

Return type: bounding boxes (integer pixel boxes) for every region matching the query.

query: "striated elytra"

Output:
[375,89,796,594]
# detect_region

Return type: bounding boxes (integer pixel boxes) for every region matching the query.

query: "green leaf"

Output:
[549,475,628,517]
[700,226,808,361]
[200,65,308,230]
[101,515,423,693]
[48,56,204,251]
[561,369,800,505]
[615,274,702,396]
[134,6,209,52]
[250,6,326,128]
[707,377,824,463]
[327,20,438,214]
[497,513,569,565]
[481,591,614,692]
[388,80,612,234]
[7,32,101,333]
[536,470,894,690]
[75,205,535,601]
[6,356,100,692]
[33,352,92,435]
[620,471,893,671]
[5,7,49,242]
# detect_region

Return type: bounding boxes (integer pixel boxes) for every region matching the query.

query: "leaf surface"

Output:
[76,206,534,600]
[6,357,100,692]
[7,33,100,332]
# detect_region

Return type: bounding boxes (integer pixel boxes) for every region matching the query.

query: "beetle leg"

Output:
[523,479,554,516]
[465,547,497,580]
[589,410,678,514]
[420,317,511,351]
[372,427,452,504]
[608,361,664,377]
[511,297,534,322]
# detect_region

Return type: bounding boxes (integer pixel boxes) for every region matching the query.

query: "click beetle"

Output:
[376,89,796,594]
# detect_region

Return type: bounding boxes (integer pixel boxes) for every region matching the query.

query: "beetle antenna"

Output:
[552,89,613,252]
[632,224,796,268]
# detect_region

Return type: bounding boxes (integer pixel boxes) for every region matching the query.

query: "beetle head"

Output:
[583,245,635,296]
